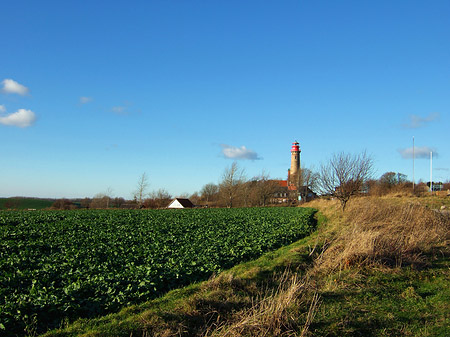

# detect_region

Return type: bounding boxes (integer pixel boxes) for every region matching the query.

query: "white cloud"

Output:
[80,96,93,104]
[402,112,440,129]
[220,144,261,160]
[112,106,127,114]
[0,105,5,113]
[1,79,30,96]
[0,109,36,127]
[398,146,437,159]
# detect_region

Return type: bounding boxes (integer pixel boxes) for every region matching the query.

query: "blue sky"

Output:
[1,1,449,198]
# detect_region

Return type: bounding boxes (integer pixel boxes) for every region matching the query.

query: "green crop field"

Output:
[0,207,316,336]
[0,198,54,210]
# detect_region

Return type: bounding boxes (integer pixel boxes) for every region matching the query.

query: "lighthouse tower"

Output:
[289,141,301,187]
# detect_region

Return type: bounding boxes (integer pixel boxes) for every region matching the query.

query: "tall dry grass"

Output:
[314,197,450,271]
[204,271,319,337]
[204,196,450,336]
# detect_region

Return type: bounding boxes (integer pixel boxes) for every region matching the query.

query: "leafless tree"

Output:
[91,187,114,208]
[443,180,450,190]
[189,192,201,205]
[144,189,172,209]
[240,179,254,207]
[254,170,279,206]
[51,199,75,210]
[151,188,172,208]
[152,188,171,200]
[219,162,246,208]
[319,151,374,211]
[298,167,319,202]
[90,195,110,208]
[80,197,91,209]
[104,187,114,208]
[379,172,408,187]
[112,197,125,208]
[133,172,149,207]
[200,183,219,203]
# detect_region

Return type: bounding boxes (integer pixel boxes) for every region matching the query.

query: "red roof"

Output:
[276,180,288,187]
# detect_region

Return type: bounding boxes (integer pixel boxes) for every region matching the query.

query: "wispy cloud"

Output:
[220,144,261,160]
[0,105,5,113]
[79,96,93,104]
[0,108,36,127]
[1,79,30,96]
[112,106,126,114]
[398,146,437,159]
[402,112,440,129]
[111,105,134,115]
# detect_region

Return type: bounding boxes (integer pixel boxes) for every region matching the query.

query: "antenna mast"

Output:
[430,151,433,194]
[412,136,415,192]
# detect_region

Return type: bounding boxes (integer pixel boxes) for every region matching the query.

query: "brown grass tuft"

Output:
[205,270,312,337]
[315,197,450,271]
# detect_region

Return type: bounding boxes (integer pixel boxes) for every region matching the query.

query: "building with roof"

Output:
[273,141,317,203]
[167,198,195,209]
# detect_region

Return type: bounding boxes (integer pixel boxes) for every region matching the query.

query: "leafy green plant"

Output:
[0,207,316,336]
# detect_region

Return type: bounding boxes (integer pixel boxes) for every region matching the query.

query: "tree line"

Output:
[49,151,449,211]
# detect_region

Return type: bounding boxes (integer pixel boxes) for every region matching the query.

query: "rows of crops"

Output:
[0,207,316,335]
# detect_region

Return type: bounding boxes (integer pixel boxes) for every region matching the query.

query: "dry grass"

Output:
[313,197,450,272]
[304,198,341,221]
[204,270,317,337]
[137,269,321,337]
[204,196,450,336]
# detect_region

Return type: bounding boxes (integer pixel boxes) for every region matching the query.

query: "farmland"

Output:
[0,198,54,210]
[0,207,316,335]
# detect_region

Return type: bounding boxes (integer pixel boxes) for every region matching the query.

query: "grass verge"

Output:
[310,261,450,336]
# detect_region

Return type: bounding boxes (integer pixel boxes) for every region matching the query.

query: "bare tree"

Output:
[133,172,149,208]
[80,197,91,209]
[189,192,201,205]
[319,151,374,211]
[91,187,114,208]
[151,188,172,208]
[254,170,279,206]
[152,188,171,200]
[379,172,408,187]
[112,197,125,208]
[219,162,246,208]
[90,194,110,208]
[104,187,114,208]
[200,183,219,203]
[143,189,172,209]
[51,199,75,210]
[298,167,319,202]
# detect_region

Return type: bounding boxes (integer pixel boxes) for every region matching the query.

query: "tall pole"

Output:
[412,136,415,192]
[430,151,433,195]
